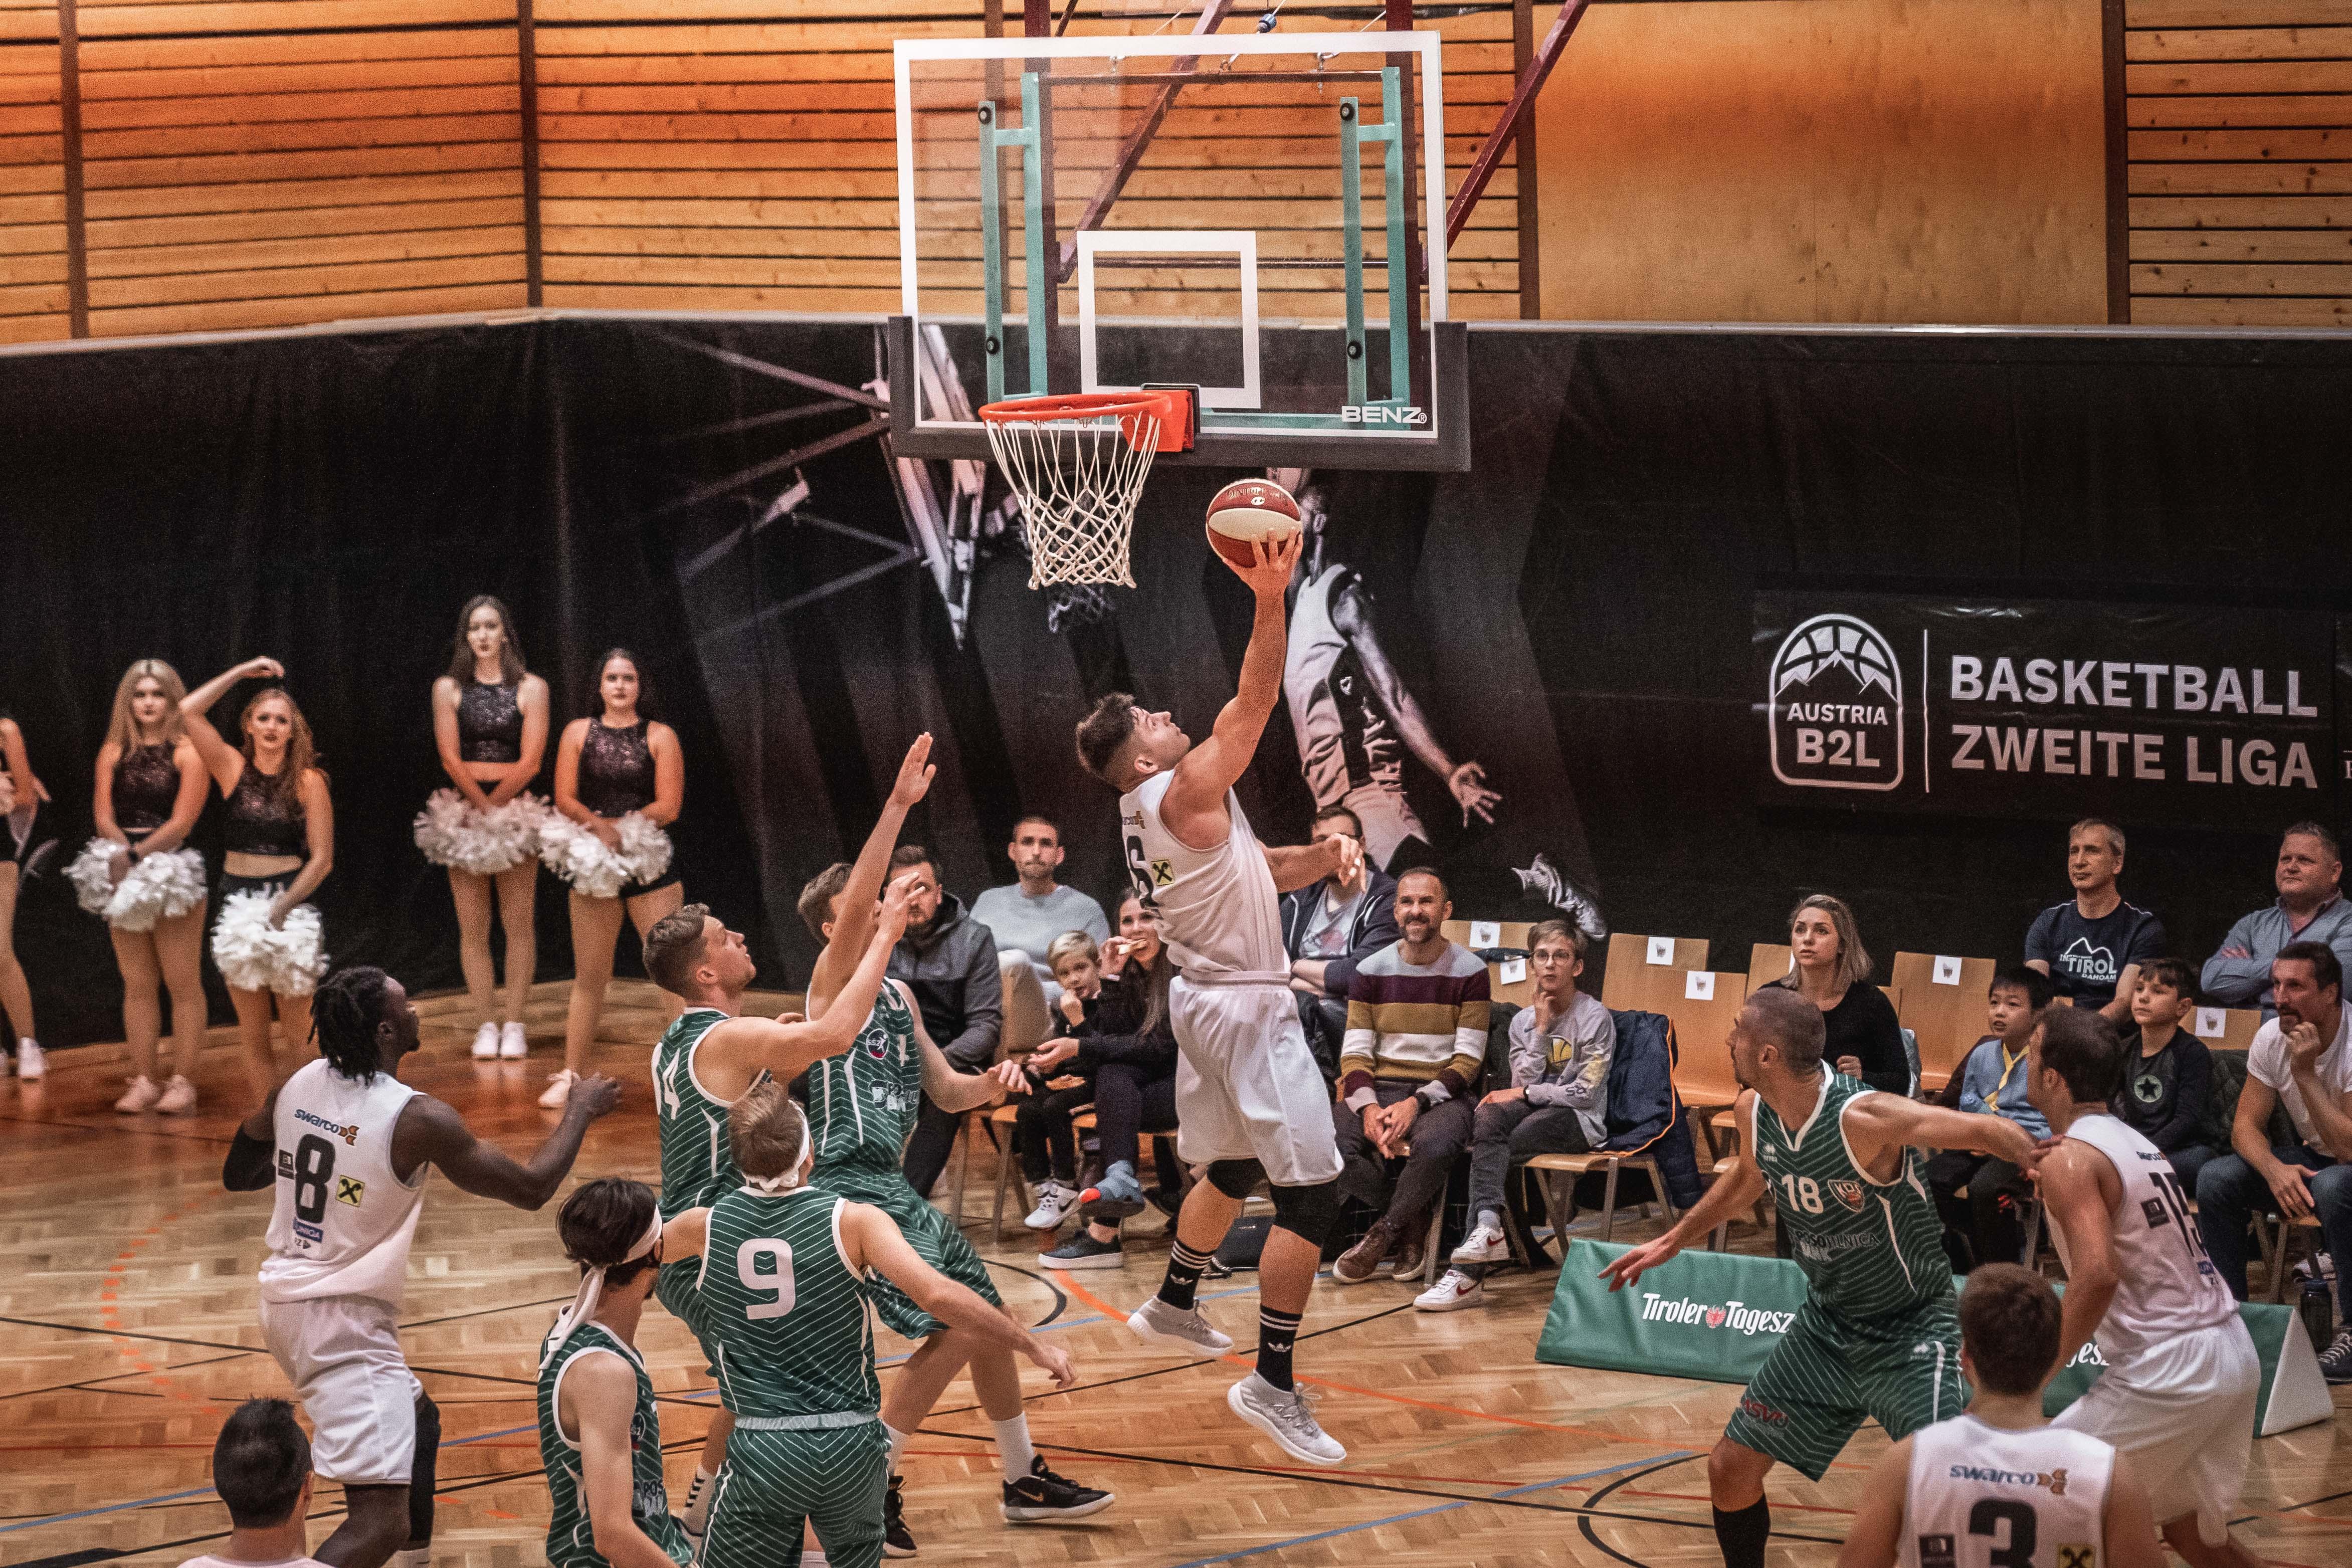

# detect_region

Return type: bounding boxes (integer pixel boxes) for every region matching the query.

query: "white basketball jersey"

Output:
[259,1058,429,1307]
[1900,1415,2113,1568]
[1117,770,1285,977]
[1283,565,1401,807]
[2049,1113,2236,1362]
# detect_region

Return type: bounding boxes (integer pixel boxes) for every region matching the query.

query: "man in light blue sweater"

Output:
[971,816,1111,1039]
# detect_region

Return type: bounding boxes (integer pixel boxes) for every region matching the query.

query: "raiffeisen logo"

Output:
[1638,1292,1796,1337]
[1769,613,1905,792]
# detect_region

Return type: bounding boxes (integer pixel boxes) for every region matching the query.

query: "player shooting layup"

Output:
[1074,529,1362,1466]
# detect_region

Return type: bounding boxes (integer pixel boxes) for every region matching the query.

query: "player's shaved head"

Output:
[1742,985,1827,1073]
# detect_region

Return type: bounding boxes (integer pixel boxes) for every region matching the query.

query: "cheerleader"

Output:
[0,711,46,1079]
[417,595,550,1062]
[180,658,333,1099]
[70,661,211,1114]
[542,649,681,1108]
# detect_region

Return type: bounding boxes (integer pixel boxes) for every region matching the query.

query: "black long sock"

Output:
[1158,1238,1214,1311]
[1255,1306,1303,1391]
[1713,1498,1770,1568]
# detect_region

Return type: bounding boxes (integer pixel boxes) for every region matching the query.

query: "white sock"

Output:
[884,1421,912,1473]
[992,1414,1036,1478]
[1478,1209,1503,1232]
[682,1465,717,1531]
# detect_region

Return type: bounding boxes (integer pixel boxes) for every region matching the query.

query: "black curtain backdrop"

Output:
[3,319,2348,1049]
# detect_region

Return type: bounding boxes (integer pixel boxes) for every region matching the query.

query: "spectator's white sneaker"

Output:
[1025,1179,1081,1231]
[1450,1223,1510,1265]
[114,1074,160,1113]
[499,1020,529,1059]
[157,1074,197,1115]
[16,1040,43,1079]
[538,1069,576,1109]
[470,1021,500,1060]
[1415,1268,1485,1311]
[1227,1374,1345,1466]
[1127,1295,1233,1354]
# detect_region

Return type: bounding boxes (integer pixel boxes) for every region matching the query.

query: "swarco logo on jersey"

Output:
[1946,1463,2072,1496]
[1768,613,1905,792]
[294,1108,359,1146]
[1638,1292,1796,1337]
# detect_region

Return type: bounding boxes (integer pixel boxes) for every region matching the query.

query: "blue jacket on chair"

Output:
[1602,1008,1703,1210]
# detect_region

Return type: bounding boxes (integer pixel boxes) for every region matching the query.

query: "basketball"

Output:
[1205,478,1303,568]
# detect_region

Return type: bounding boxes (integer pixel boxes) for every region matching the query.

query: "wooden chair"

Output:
[2189,1006,2264,1053]
[1889,952,1996,1093]
[1527,1149,1679,1245]
[970,1081,1095,1245]
[1747,943,1793,994]
[1659,975,1745,1160]
[1601,934,1709,1013]
[2253,1212,2325,1303]
[1444,919,1537,1006]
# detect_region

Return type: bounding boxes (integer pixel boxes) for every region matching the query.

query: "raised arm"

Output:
[566,1354,694,1568]
[809,734,933,1011]
[1264,835,1357,894]
[1600,1091,1769,1292]
[1163,532,1300,825]
[643,722,685,827]
[481,673,550,808]
[709,881,913,1084]
[2039,1138,2121,1372]
[389,1076,621,1210]
[902,985,1014,1114]
[179,657,280,792]
[841,1201,1074,1387]
[1329,578,1498,826]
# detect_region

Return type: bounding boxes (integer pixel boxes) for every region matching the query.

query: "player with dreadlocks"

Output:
[224,965,621,1567]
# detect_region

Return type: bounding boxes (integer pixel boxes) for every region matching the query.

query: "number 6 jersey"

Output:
[1900,1414,2114,1568]
[258,1057,428,1307]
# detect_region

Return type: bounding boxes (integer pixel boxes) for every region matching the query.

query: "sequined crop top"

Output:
[112,743,181,835]
[576,720,656,819]
[456,678,524,764]
[224,765,307,859]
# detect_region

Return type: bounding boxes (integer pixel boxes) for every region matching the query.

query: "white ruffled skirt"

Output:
[413,789,550,875]
[212,885,328,996]
[538,811,673,900]
[65,838,207,931]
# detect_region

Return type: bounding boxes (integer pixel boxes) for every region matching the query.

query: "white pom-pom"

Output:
[66,837,119,917]
[539,811,673,900]
[93,847,208,932]
[212,890,329,996]
[414,789,549,875]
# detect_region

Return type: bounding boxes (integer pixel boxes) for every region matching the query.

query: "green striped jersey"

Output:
[1749,1070,1954,1320]
[653,1008,737,1219]
[809,983,921,1179]
[535,1321,693,1567]
[695,1186,879,1420]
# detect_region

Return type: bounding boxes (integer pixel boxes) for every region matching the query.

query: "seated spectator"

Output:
[2196,940,2352,1383]
[1329,869,1490,1287]
[1926,965,2053,1273]
[972,815,1111,1012]
[2110,956,2219,1190]
[1420,919,1614,1312]
[888,844,1006,1197]
[2202,821,2352,1016]
[2025,817,2166,1024]
[1015,931,1106,1230]
[1281,804,1399,1078]
[1769,893,1908,1093]
[180,1398,327,1568]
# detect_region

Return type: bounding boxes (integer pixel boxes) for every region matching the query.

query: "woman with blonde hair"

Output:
[415,595,550,1063]
[0,709,48,1078]
[180,657,334,1097]
[68,660,211,1113]
[1770,892,1909,1093]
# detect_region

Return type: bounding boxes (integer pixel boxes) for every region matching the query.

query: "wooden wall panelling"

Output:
[0,1,68,342]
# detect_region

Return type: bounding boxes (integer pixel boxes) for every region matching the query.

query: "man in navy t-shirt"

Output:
[2025,817,2166,1024]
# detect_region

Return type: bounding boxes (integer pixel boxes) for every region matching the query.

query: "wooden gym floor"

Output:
[4,981,2347,1567]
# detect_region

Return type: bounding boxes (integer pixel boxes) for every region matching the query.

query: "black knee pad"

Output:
[409,1389,441,1545]
[1269,1179,1341,1246]
[1206,1157,1265,1200]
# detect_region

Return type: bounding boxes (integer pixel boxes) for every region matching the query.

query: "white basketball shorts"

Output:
[1169,974,1343,1188]
[260,1293,424,1485]
[2052,1317,2259,1543]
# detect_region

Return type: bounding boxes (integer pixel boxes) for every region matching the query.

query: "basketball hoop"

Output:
[979,387,1195,588]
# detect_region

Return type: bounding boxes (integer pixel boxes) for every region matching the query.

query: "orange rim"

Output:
[978,390,1163,424]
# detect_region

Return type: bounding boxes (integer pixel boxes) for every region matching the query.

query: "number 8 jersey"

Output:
[259,1058,428,1307]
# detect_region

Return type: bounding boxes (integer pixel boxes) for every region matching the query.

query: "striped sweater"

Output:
[1340,940,1492,1109]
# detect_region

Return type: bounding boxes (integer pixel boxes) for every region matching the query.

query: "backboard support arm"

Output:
[1445,0,1592,248]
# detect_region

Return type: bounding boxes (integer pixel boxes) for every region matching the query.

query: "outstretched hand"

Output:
[891,733,937,810]
[1026,1339,1078,1389]
[1598,1234,1680,1293]
[1217,527,1302,600]
[1448,761,1501,826]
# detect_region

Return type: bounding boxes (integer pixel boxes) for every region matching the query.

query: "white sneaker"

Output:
[17,1040,43,1079]
[1450,1222,1510,1266]
[1024,1179,1080,1230]
[538,1069,576,1109]
[1415,1268,1485,1311]
[157,1074,197,1114]
[114,1074,160,1113]
[499,1020,529,1059]
[1127,1294,1234,1354]
[1227,1373,1345,1465]
[470,1021,500,1060]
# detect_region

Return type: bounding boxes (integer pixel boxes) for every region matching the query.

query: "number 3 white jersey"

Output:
[2048,1113,2236,1363]
[1900,1415,2113,1568]
[259,1058,429,1307]
[1118,770,1285,978]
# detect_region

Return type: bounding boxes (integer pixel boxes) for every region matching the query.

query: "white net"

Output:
[984,408,1161,588]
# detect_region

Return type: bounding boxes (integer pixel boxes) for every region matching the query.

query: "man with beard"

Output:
[884,843,1006,1197]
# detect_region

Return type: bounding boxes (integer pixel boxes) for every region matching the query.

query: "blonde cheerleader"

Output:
[0,711,45,1080]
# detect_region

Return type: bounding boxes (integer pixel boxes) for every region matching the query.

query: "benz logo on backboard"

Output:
[1770,614,1904,791]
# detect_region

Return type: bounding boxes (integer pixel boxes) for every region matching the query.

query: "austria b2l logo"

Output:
[1769,614,1905,792]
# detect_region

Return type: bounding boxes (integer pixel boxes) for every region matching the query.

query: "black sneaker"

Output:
[2319,1329,2352,1386]
[1001,1454,1115,1522]
[883,1472,916,1556]
[1040,1230,1125,1270]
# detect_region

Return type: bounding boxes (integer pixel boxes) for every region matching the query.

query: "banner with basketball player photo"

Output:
[1753,593,2335,828]
[1539,1241,2331,1436]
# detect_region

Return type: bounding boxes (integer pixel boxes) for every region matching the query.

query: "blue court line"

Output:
[0,1486,223,1536]
[1162,1452,1695,1568]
